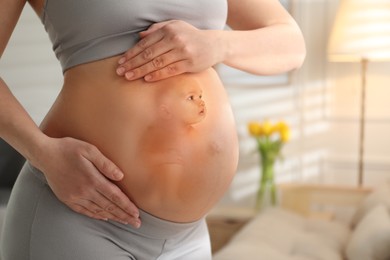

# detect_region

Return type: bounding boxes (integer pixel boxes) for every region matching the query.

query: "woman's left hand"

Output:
[116,20,224,82]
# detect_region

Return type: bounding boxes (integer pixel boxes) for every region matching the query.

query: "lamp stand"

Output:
[358,58,368,187]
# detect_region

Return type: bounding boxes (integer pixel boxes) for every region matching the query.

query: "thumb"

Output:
[138,30,151,39]
[139,20,173,38]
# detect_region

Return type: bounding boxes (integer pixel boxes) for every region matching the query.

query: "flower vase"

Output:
[255,155,277,211]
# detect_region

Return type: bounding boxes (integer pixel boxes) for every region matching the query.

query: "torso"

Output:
[40,57,239,222]
[30,0,238,222]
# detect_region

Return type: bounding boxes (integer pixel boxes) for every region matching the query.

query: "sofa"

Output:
[213,182,390,260]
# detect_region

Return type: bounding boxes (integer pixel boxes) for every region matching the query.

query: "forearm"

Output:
[0,77,140,225]
[0,77,48,163]
[217,22,306,75]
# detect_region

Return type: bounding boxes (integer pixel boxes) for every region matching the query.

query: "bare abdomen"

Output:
[40,60,238,222]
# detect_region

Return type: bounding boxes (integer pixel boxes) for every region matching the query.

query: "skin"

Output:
[0,0,306,226]
[116,0,306,81]
[135,79,207,218]
[156,81,206,125]
[38,62,238,222]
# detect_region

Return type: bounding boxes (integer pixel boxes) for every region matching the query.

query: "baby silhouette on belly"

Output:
[139,79,207,173]
[113,71,237,218]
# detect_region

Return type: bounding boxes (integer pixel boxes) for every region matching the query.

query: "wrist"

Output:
[24,131,52,168]
[0,124,51,169]
[206,30,230,65]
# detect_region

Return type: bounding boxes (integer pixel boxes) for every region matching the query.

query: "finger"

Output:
[75,197,118,221]
[80,145,140,223]
[95,180,140,220]
[144,60,189,82]
[100,201,141,228]
[67,202,108,221]
[118,40,172,77]
[82,145,124,182]
[93,189,137,222]
[68,202,130,225]
[139,20,175,38]
[72,191,141,227]
[118,29,165,66]
[122,50,179,81]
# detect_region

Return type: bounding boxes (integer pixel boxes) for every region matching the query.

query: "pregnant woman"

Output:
[0,0,305,259]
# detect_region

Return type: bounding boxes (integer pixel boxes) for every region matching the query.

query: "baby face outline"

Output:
[177,84,206,125]
[164,83,207,125]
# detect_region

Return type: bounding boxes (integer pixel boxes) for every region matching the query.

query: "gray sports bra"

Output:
[41,0,228,72]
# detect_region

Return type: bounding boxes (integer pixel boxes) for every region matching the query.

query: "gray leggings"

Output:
[0,162,211,260]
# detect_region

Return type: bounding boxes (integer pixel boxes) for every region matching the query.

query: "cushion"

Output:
[229,207,343,259]
[265,208,348,254]
[213,241,293,260]
[351,182,390,227]
[230,209,304,254]
[262,207,306,228]
[305,218,351,252]
[346,205,390,260]
[292,232,342,260]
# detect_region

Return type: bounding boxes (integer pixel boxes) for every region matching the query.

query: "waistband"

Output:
[26,161,204,240]
[110,209,204,240]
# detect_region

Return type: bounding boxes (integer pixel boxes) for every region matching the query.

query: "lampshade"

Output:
[328,0,390,62]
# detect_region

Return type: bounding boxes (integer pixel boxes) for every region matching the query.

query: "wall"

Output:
[220,0,334,207]
[0,5,62,124]
[324,1,390,187]
[1,1,390,209]
[220,0,390,207]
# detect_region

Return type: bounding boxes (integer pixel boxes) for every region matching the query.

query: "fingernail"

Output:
[134,220,141,229]
[118,57,126,65]
[114,170,124,179]
[144,74,152,81]
[125,71,134,80]
[116,67,125,76]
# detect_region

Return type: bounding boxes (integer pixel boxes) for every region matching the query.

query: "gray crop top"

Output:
[41,0,228,72]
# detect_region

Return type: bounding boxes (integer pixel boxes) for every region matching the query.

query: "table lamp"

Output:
[327,0,390,186]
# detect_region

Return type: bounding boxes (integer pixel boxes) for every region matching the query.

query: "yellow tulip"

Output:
[249,120,290,141]
[248,122,262,136]
[276,121,289,131]
[271,123,281,134]
[261,120,272,136]
[280,127,290,142]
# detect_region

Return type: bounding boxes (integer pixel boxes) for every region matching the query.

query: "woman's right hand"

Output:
[32,136,141,228]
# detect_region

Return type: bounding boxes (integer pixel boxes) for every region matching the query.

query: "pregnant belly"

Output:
[41,66,238,222]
